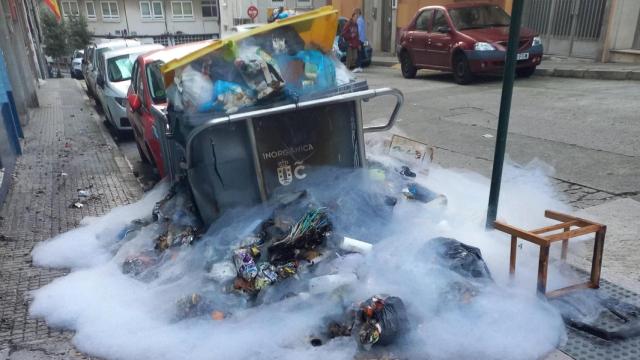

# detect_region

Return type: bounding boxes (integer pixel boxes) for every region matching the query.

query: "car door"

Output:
[407,9,433,67]
[427,9,455,68]
[128,59,144,141]
[143,63,167,176]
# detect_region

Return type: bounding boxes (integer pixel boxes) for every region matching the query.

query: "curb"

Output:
[370,58,640,81]
[540,67,638,80]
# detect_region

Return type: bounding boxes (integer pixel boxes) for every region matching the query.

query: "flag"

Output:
[43,0,61,21]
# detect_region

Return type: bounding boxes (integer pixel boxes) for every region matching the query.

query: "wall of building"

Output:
[67,0,220,37]
[607,0,640,50]
[219,0,326,35]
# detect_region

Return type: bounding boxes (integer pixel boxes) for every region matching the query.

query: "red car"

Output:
[397,3,543,84]
[127,41,214,178]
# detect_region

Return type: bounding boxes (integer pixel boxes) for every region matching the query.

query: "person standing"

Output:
[354,8,366,73]
[342,12,360,71]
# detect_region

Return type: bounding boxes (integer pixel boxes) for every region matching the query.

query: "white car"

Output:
[85,39,141,98]
[70,49,84,79]
[95,44,164,132]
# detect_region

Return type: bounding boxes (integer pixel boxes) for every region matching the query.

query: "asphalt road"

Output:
[85,68,640,203]
[359,67,640,199]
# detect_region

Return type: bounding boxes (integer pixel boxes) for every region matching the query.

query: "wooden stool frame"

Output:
[494,210,606,297]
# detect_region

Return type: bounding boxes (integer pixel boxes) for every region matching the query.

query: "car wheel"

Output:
[453,53,473,85]
[516,66,536,78]
[400,52,417,79]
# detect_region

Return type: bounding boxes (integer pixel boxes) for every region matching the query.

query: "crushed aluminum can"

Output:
[275,261,298,279]
[233,248,258,281]
[253,262,279,290]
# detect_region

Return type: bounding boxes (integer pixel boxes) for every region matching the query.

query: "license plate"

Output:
[517,52,529,60]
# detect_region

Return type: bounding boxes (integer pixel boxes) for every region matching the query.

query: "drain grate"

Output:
[560,279,640,359]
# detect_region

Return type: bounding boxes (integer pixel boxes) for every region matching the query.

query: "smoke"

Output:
[30,151,571,360]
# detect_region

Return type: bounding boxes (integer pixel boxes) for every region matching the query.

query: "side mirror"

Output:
[97,75,105,88]
[436,26,451,33]
[128,93,142,112]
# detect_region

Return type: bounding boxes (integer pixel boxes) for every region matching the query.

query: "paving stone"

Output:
[0,79,141,357]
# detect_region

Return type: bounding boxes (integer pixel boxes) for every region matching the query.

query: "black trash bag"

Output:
[423,237,493,282]
[356,295,409,349]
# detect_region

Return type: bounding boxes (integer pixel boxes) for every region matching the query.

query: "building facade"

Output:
[219,0,327,35]
[329,0,640,63]
[60,0,221,44]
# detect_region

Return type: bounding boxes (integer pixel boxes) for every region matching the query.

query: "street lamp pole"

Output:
[485,0,525,229]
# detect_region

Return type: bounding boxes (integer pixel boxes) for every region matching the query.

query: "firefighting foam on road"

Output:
[30,154,571,360]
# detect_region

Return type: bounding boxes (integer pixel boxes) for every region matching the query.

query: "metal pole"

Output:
[485,0,524,229]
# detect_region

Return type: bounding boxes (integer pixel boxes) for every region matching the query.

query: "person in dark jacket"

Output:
[341,12,360,70]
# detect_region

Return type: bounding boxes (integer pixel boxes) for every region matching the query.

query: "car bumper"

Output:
[106,98,131,130]
[464,45,543,73]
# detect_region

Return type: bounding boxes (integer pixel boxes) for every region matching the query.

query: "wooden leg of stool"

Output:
[590,226,606,289]
[538,245,550,294]
[510,235,517,277]
[561,226,569,260]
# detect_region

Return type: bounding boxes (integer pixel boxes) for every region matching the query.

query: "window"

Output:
[101,1,119,20]
[448,5,510,31]
[296,0,311,8]
[415,9,433,31]
[61,1,80,16]
[432,10,448,31]
[147,64,166,103]
[85,1,96,19]
[107,54,136,82]
[171,1,193,19]
[201,0,217,18]
[140,1,164,19]
[131,61,139,92]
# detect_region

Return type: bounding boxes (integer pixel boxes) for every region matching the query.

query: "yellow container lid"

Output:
[160,6,339,77]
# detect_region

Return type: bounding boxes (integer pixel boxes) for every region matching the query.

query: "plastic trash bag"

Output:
[423,237,493,282]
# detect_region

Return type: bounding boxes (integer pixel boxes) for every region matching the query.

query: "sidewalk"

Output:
[0,78,142,359]
[371,52,640,80]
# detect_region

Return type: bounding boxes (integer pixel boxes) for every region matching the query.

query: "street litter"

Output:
[29,7,574,360]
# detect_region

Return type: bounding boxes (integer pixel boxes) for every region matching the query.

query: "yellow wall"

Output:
[328,0,363,18]
[396,0,512,29]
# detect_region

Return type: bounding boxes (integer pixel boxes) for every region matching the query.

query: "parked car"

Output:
[396,3,543,84]
[70,49,84,79]
[84,39,141,98]
[95,44,164,133]
[337,16,372,67]
[127,41,213,176]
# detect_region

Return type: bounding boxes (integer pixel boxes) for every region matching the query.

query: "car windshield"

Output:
[107,53,138,82]
[449,5,510,30]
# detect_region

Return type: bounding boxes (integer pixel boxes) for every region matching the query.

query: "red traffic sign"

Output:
[247,5,259,20]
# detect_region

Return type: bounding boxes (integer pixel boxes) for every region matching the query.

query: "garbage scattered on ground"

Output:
[30,159,573,360]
